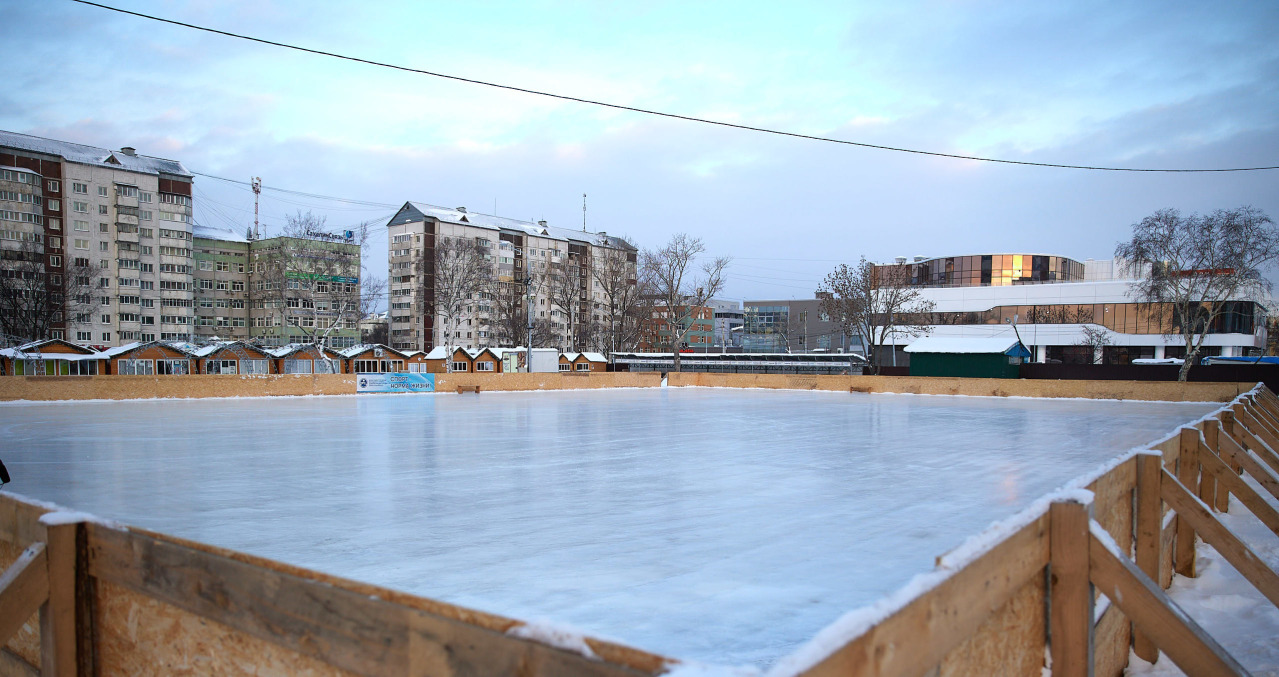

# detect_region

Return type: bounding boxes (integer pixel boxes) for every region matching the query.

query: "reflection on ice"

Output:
[0,388,1215,667]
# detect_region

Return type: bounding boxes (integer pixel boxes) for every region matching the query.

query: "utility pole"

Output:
[251,177,262,240]
[525,275,534,372]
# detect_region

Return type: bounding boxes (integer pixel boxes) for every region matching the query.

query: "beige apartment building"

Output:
[385,202,637,353]
[0,130,194,345]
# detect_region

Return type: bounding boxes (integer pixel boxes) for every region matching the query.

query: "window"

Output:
[558,363,571,371]
[74,220,89,231]
[198,260,213,271]
[242,359,268,374]
[101,332,111,342]
[139,210,152,221]
[575,362,591,371]
[74,238,89,249]
[475,361,495,372]
[140,192,152,203]
[354,359,379,373]
[72,201,88,213]
[140,227,153,238]
[49,255,60,267]
[116,184,139,198]
[47,180,59,192]
[140,280,155,290]
[452,361,469,372]
[99,242,109,251]
[231,281,244,292]
[72,182,87,194]
[98,205,108,215]
[117,359,154,375]
[101,314,111,323]
[205,359,238,375]
[99,222,108,232]
[98,186,108,197]
[283,359,313,374]
[156,359,189,375]
[199,279,213,290]
[76,331,91,342]
[47,218,59,230]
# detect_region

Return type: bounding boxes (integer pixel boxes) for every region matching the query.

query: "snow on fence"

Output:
[2,386,1278,676]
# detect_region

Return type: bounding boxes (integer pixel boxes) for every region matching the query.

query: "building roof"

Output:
[337,344,407,359]
[390,202,634,250]
[0,130,192,178]
[193,224,250,243]
[904,337,1030,356]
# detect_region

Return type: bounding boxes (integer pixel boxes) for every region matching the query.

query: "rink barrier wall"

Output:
[0,371,1253,402]
[3,388,1275,676]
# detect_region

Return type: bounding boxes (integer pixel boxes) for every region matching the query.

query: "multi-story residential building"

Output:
[873,253,1268,365]
[384,202,637,353]
[0,130,194,345]
[638,302,714,351]
[192,224,362,348]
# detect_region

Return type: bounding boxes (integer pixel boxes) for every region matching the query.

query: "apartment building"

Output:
[192,225,361,348]
[742,298,860,353]
[638,303,714,351]
[0,130,194,345]
[385,202,637,352]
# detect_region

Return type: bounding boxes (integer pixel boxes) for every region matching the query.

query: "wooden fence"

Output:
[3,386,1278,675]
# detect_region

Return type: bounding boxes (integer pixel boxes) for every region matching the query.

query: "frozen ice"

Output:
[0,388,1217,668]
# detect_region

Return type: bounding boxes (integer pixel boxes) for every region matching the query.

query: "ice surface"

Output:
[0,388,1216,668]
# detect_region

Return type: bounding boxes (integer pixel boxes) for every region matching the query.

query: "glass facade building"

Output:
[877,254,1086,288]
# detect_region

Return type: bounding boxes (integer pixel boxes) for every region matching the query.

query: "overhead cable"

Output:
[70,0,1279,173]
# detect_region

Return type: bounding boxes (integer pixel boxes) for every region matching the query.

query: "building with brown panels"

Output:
[340,344,409,374]
[638,303,714,352]
[0,338,100,375]
[567,352,607,372]
[99,341,197,375]
[267,344,344,374]
[0,130,195,346]
[192,341,273,374]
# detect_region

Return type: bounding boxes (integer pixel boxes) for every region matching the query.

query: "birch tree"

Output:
[422,233,492,369]
[1117,206,1279,380]
[817,257,935,374]
[0,239,102,343]
[591,240,646,354]
[641,233,729,372]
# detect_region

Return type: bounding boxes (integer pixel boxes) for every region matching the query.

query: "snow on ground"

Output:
[1125,474,1279,677]
[0,388,1216,669]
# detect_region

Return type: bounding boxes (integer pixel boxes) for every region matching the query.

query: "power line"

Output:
[70,0,1279,174]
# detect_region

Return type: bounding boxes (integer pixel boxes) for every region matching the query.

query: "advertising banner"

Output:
[356,372,435,393]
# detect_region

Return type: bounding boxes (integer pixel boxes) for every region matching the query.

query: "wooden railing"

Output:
[3,386,1278,676]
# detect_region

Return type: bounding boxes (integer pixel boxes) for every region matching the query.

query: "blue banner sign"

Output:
[356,372,435,393]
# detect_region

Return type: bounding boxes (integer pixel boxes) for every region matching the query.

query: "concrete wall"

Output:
[0,371,1252,401]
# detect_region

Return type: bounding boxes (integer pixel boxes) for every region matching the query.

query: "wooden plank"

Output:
[1087,531,1247,677]
[1236,409,1279,477]
[0,648,40,677]
[87,525,649,677]
[1206,419,1231,512]
[1221,411,1245,476]
[40,522,77,677]
[1132,455,1161,663]
[1050,501,1093,677]
[1217,427,1279,502]
[1199,439,1279,538]
[1246,398,1279,439]
[1174,428,1199,578]
[1161,467,1279,608]
[0,543,47,648]
[798,514,1050,677]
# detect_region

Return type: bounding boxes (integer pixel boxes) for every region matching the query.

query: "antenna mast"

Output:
[251,176,262,239]
[582,193,587,232]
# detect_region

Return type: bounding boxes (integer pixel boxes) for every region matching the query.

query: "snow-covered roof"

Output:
[337,344,406,359]
[561,352,581,361]
[268,343,341,358]
[579,352,607,362]
[193,224,249,243]
[394,202,634,250]
[96,342,143,359]
[423,347,451,360]
[0,130,192,178]
[904,337,1029,356]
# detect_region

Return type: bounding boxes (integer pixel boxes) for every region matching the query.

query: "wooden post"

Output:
[1199,439,1279,537]
[0,542,48,647]
[1174,428,1199,578]
[1204,419,1230,512]
[1217,426,1279,502]
[1199,422,1218,511]
[1236,408,1279,477]
[1050,500,1093,677]
[1132,455,1161,663]
[1088,532,1247,677]
[40,521,78,677]
[1161,467,1279,608]
[1220,411,1243,476]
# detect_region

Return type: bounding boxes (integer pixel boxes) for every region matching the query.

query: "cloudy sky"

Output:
[4,1,1278,306]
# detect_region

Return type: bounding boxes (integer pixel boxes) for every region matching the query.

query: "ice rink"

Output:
[0,388,1217,668]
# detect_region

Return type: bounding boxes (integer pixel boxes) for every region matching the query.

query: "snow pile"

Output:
[506,619,598,660]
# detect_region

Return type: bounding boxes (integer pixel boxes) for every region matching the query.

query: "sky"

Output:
[3,0,1278,308]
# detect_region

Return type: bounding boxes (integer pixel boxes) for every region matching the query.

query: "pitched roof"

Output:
[903,337,1030,356]
[0,130,192,178]
[390,202,634,250]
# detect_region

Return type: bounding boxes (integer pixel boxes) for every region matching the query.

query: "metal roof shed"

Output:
[904,337,1031,379]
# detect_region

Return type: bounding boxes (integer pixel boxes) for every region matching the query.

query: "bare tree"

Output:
[641,233,729,372]
[548,258,584,351]
[817,257,935,374]
[1117,206,1279,380]
[590,240,645,355]
[256,212,380,355]
[0,239,101,343]
[1075,324,1111,364]
[422,233,492,369]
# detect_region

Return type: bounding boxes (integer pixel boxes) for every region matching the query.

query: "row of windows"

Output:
[1,210,42,225]
[0,169,39,184]
[896,301,1258,336]
[0,190,41,205]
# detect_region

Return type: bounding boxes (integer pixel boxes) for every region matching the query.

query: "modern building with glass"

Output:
[878,254,1267,365]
